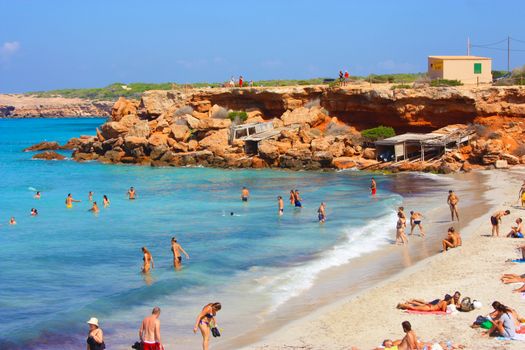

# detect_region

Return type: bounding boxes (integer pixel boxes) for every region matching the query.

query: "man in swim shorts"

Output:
[409,211,424,236]
[171,237,190,269]
[65,193,81,208]
[294,190,302,208]
[241,187,250,202]
[491,210,511,237]
[370,177,377,196]
[278,196,284,216]
[128,187,136,200]
[139,307,162,350]
[318,202,326,223]
[447,190,459,221]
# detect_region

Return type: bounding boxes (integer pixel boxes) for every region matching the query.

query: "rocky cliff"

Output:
[0,94,112,118]
[27,85,525,172]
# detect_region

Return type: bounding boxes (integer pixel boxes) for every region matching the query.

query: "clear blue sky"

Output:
[1,0,524,93]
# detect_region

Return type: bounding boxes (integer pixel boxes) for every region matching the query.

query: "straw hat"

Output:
[86,317,99,327]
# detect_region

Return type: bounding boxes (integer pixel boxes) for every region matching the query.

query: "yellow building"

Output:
[428,56,492,84]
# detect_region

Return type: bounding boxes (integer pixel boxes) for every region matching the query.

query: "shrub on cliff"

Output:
[174,105,194,117]
[228,111,248,124]
[391,84,412,90]
[211,107,229,119]
[430,79,463,87]
[361,126,395,141]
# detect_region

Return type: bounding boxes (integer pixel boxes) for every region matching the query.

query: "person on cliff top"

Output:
[65,193,81,208]
[490,209,511,237]
[103,195,110,208]
[238,76,243,87]
[370,178,377,196]
[409,211,424,237]
[34,191,41,199]
[344,70,350,86]
[278,196,284,216]
[447,190,459,221]
[318,202,326,223]
[294,190,303,208]
[88,191,94,202]
[89,201,99,213]
[338,70,344,86]
[241,187,250,202]
[9,217,16,225]
[128,187,136,200]
[171,237,190,270]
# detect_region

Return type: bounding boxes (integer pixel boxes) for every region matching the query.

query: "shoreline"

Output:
[235,169,525,350]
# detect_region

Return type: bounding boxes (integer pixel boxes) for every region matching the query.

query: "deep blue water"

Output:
[0,118,402,349]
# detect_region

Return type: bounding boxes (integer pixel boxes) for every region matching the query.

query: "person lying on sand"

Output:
[501,273,525,284]
[374,339,464,350]
[442,227,461,252]
[490,210,510,237]
[397,294,452,312]
[404,292,461,309]
[507,218,524,238]
[482,302,517,339]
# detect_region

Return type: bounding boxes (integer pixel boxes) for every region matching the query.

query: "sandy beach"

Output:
[241,169,525,350]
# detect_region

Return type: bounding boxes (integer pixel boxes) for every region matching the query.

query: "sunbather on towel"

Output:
[483,302,517,338]
[397,294,452,312]
[404,292,461,309]
[501,273,525,284]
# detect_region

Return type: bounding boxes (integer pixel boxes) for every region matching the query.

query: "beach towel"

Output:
[511,259,525,263]
[405,310,448,315]
[496,333,525,341]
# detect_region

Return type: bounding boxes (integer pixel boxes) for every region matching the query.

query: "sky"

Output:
[1,0,525,93]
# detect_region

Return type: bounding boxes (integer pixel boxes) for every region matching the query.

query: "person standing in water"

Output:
[447,190,459,221]
[409,211,424,236]
[31,208,38,216]
[294,190,302,208]
[370,178,377,196]
[397,206,406,220]
[89,201,99,213]
[490,210,511,237]
[318,202,326,223]
[194,302,222,350]
[395,211,407,245]
[103,195,110,207]
[34,191,41,199]
[86,317,105,350]
[171,237,190,269]
[88,191,94,202]
[278,196,284,216]
[241,187,250,202]
[139,307,162,350]
[141,247,154,273]
[9,217,16,225]
[65,193,81,208]
[289,190,296,205]
[128,187,136,200]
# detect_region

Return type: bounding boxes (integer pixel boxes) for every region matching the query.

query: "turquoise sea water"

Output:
[0,118,404,349]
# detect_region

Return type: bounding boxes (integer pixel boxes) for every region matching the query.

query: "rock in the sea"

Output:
[332,157,357,169]
[32,151,66,160]
[24,141,60,152]
[101,121,130,139]
[111,97,139,121]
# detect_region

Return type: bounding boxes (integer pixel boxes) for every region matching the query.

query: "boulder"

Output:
[495,159,509,169]
[281,106,324,127]
[332,157,357,169]
[101,121,129,139]
[194,118,231,131]
[95,128,105,142]
[104,150,125,163]
[362,148,376,160]
[311,138,331,152]
[148,133,169,147]
[501,153,519,165]
[32,151,66,160]
[251,156,268,168]
[124,136,148,150]
[24,141,60,152]
[119,114,140,128]
[140,90,182,117]
[149,144,168,160]
[328,141,345,158]
[258,140,280,160]
[198,129,230,151]
[279,155,304,170]
[312,151,333,163]
[111,97,139,121]
[170,124,190,141]
[127,120,150,138]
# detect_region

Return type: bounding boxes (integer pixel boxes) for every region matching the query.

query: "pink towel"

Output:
[405,310,448,315]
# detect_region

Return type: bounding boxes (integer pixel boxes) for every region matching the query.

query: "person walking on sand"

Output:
[241,187,250,202]
[65,193,81,208]
[395,212,408,245]
[88,191,94,202]
[490,210,511,237]
[139,307,162,350]
[398,206,406,219]
[103,195,110,208]
[447,190,459,221]
[409,211,424,236]
[171,237,190,269]
[278,196,284,215]
[141,247,154,273]
[194,302,222,350]
[128,187,136,200]
[370,177,377,196]
[86,317,105,350]
[89,201,99,213]
[318,202,326,223]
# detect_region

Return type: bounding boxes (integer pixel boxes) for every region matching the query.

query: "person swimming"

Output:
[241,187,249,202]
[278,196,284,216]
[294,190,302,208]
[65,193,81,208]
[88,191,94,202]
[9,217,16,225]
[34,191,41,199]
[89,201,99,213]
[103,195,110,207]
[141,247,154,273]
[318,202,326,223]
[171,237,190,269]
[370,177,377,196]
[128,187,136,200]
[30,208,38,216]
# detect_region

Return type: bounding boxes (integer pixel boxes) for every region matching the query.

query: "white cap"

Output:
[87,317,99,327]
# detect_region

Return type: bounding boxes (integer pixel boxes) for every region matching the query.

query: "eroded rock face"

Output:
[24,141,61,152]
[111,97,139,121]
[32,151,66,160]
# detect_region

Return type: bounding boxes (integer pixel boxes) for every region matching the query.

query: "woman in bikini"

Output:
[171,237,190,270]
[397,294,452,312]
[395,212,407,245]
[193,302,222,350]
[141,247,154,273]
[103,195,110,207]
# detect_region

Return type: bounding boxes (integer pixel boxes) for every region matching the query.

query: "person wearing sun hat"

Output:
[86,317,105,350]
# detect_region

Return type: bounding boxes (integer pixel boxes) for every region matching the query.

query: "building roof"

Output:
[428,55,491,60]
[375,133,436,145]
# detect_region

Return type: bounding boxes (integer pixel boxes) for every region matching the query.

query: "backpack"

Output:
[459,297,475,312]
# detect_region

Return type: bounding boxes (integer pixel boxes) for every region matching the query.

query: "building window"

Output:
[474,63,482,74]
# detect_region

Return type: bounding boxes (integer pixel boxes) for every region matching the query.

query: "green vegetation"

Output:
[361,126,396,141]
[492,70,509,80]
[228,111,248,123]
[429,79,463,87]
[364,73,424,84]
[494,65,525,86]
[390,84,412,90]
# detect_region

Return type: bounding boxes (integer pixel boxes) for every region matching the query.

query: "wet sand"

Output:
[240,169,525,350]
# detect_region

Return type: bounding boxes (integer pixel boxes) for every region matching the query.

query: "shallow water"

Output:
[0,118,410,349]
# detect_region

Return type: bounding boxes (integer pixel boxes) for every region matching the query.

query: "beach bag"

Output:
[211,326,221,337]
[459,297,475,312]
